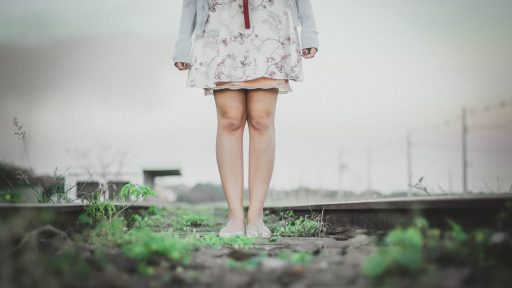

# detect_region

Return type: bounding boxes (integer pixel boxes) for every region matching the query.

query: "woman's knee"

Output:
[247,112,274,132]
[218,111,246,132]
[214,90,247,132]
[246,89,277,132]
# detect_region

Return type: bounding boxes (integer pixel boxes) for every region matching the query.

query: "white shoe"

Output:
[218,218,245,238]
[245,218,272,238]
[219,229,245,237]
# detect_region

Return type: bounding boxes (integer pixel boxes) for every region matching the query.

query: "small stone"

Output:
[291,241,321,254]
[334,227,348,234]
[437,267,471,288]
[355,229,368,235]
[332,234,350,241]
[261,258,288,271]
[317,260,329,269]
[227,249,258,261]
[490,232,507,245]
[348,234,370,247]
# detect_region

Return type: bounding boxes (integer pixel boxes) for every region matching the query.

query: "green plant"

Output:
[45,245,91,279]
[121,228,193,274]
[128,205,216,233]
[84,216,194,274]
[170,212,215,231]
[111,183,156,218]
[225,253,267,270]
[362,217,431,278]
[82,207,257,276]
[226,250,315,271]
[496,201,512,230]
[118,183,156,200]
[44,179,74,203]
[185,232,255,249]
[87,217,129,246]
[447,219,468,243]
[277,251,314,265]
[0,191,21,203]
[128,205,172,229]
[273,215,326,237]
[78,183,156,226]
[361,216,498,280]
[78,191,117,225]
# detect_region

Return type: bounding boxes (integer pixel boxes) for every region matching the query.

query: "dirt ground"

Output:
[174,234,375,288]
[2,204,512,288]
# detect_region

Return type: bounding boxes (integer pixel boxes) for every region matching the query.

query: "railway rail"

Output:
[2,193,511,233]
[264,193,512,232]
[0,202,152,229]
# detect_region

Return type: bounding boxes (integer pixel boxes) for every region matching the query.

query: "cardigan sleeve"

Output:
[296,0,319,50]
[172,0,197,64]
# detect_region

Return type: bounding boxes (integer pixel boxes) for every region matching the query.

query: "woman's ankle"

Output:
[247,212,265,225]
[227,212,245,223]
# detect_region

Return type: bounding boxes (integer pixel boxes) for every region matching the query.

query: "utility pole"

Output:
[337,151,347,195]
[406,128,413,196]
[461,107,468,193]
[448,168,453,193]
[366,147,373,191]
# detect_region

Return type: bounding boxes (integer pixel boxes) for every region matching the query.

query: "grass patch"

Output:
[226,250,315,270]
[186,233,255,249]
[81,208,255,275]
[170,212,215,231]
[362,212,512,281]
[226,253,268,270]
[277,250,314,265]
[129,205,217,233]
[271,210,327,237]
[78,183,156,226]
[121,228,194,274]
[0,190,22,203]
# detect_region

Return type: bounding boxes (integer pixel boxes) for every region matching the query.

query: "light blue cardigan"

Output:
[173,0,319,63]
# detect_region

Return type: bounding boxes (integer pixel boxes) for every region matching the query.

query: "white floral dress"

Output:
[187,0,304,96]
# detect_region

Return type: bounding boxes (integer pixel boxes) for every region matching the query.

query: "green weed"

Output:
[45,245,91,279]
[226,251,315,270]
[0,191,22,203]
[87,217,129,247]
[78,191,117,225]
[187,233,255,249]
[170,212,215,231]
[129,206,216,233]
[277,251,314,265]
[361,216,497,280]
[121,228,193,273]
[83,209,254,275]
[273,215,326,237]
[78,183,156,226]
[226,253,267,270]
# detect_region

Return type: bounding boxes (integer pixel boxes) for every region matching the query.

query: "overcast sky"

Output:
[1,0,511,194]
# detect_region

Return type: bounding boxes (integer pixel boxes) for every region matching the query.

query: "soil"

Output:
[2,205,512,288]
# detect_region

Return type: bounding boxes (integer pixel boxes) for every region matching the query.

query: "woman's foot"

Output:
[245,216,272,238]
[218,217,245,237]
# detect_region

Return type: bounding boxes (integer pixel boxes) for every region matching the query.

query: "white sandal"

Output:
[218,218,245,238]
[245,217,272,238]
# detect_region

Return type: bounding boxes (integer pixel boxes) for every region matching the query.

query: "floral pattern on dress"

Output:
[186,0,304,92]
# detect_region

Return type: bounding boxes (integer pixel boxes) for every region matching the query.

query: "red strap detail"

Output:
[243,0,250,29]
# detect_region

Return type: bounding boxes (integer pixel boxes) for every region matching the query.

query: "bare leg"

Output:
[213,89,247,234]
[246,88,278,229]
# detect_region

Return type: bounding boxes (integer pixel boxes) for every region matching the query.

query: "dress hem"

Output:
[187,76,304,89]
[203,82,293,96]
